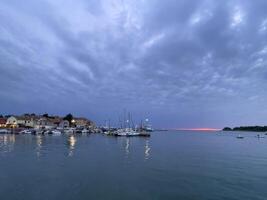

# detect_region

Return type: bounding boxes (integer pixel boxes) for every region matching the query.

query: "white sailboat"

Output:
[116,113,140,136]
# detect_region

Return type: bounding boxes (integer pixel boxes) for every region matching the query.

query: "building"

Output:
[0,118,7,128]
[16,116,39,128]
[35,117,57,129]
[6,116,18,128]
[50,117,61,127]
[6,115,41,128]
[59,120,69,128]
[73,117,95,128]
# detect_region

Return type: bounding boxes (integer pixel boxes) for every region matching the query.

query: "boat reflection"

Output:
[67,135,77,157]
[144,139,151,160]
[125,138,130,157]
[0,134,15,154]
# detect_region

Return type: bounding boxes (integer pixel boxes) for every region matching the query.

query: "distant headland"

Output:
[223,126,267,132]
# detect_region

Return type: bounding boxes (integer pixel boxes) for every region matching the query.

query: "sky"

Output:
[1,0,267,129]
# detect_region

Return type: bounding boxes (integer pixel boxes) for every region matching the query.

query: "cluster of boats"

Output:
[0,115,153,137]
[101,115,153,137]
[104,128,151,137]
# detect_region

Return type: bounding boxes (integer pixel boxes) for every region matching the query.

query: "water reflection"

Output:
[125,138,130,157]
[144,139,151,160]
[0,134,15,154]
[35,135,43,158]
[67,135,77,157]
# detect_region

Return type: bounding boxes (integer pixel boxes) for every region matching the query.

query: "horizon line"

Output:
[175,128,222,131]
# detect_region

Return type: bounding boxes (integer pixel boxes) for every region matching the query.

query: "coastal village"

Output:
[0,113,96,134]
[0,113,152,137]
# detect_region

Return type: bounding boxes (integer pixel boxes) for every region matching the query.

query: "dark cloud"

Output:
[1,0,267,128]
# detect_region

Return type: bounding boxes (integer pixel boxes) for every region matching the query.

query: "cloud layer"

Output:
[1,0,267,128]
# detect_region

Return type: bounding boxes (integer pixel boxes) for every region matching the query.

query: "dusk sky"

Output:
[1,0,267,128]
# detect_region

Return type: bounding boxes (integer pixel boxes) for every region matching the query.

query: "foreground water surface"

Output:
[0,131,267,200]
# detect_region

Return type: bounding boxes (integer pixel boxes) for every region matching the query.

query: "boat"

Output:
[75,129,82,134]
[19,130,32,134]
[142,119,153,132]
[44,130,53,135]
[236,135,244,139]
[116,128,140,137]
[35,129,45,135]
[256,134,265,138]
[82,129,90,134]
[51,130,61,136]
[64,128,75,135]
[0,129,11,134]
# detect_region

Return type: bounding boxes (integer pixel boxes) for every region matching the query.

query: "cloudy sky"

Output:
[1,0,267,128]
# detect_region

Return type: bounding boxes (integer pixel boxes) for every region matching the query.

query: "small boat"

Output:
[19,130,32,134]
[236,135,244,139]
[51,130,61,136]
[64,128,75,135]
[82,129,90,134]
[75,130,82,134]
[0,129,11,134]
[256,134,265,138]
[44,130,53,135]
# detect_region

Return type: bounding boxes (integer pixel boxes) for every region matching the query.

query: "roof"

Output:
[38,117,63,124]
[74,117,94,122]
[14,115,41,121]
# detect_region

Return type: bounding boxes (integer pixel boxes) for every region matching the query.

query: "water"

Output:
[1,131,267,200]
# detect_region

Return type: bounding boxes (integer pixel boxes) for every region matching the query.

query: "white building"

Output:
[59,120,69,128]
[35,118,56,130]
[6,116,18,127]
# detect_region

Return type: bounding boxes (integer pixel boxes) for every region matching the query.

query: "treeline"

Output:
[223,126,267,132]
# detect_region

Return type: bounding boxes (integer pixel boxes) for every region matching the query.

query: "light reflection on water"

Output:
[144,139,151,160]
[0,134,15,154]
[0,134,152,160]
[35,135,43,158]
[1,132,267,200]
[67,135,77,157]
[121,137,151,160]
[125,138,130,157]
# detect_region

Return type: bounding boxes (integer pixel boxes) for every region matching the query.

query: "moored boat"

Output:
[236,135,244,139]
[19,130,32,134]
[116,128,140,137]
[0,129,11,134]
[51,130,61,136]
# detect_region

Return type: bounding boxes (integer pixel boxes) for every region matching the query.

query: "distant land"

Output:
[223,126,267,132]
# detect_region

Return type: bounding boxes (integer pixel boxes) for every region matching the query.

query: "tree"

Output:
[63,113,73,124]
[223,127,232,131]
[43,113,49,118]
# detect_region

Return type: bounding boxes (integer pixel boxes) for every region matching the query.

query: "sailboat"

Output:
[116,112,140,137]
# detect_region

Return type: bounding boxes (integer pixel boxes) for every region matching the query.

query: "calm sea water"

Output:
[1,131,267,200]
